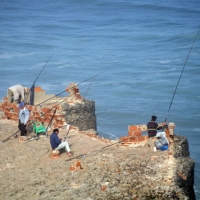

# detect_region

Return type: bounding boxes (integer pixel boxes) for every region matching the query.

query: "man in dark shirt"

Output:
[147,116,165,138]
[50,128,72,156]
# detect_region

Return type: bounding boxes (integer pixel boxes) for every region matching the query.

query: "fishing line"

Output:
[36,70,105,107]
[83,53,106,98]
[164,28,200,122]
[24,48,56,104]
[65,135,134,162]
[33,48,56,86]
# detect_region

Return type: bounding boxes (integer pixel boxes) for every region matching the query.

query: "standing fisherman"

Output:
[18,102,30,136]
[7,84,29,103]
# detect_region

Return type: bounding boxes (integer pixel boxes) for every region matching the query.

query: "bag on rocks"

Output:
[158,137,168,145]
[154,136,168,151]
[154,140,163,149]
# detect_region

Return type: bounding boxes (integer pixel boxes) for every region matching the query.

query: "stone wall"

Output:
[61,99,96,131]
[0,84,97,133]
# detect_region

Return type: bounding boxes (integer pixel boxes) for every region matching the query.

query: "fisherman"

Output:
[50,128,73,157]
[147,115,166,138]
[18,102,30,136]
[147,115,169,150]
[7,84,29,103]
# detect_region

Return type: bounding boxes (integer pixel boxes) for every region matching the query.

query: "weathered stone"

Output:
[61,99,96,131]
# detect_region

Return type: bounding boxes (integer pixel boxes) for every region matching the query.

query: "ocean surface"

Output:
[0,0,200,198]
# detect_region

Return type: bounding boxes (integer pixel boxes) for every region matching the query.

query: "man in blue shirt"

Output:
[18,102,30,136]
[50,128,72,156]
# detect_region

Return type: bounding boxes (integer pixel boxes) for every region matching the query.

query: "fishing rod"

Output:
[1,130,20,143]
[36,70,104,107]
[83,54,106,98]
[63,124,71,141]
[25,108,58,142]
[164,28,200,122]
[34,49,56,86]
[25,49,56,104]
[65,135,135,162]
[45,108,57,135]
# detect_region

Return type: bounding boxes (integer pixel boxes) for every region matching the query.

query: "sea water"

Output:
[0,0,200,198]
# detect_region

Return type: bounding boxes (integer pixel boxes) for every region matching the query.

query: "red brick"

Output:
[6,112,13,118]
[128,126,138,132]
[34,112,40,117]
[33,106,38,111]
[53,105,59,110]
[50,153,60,159]
[11,117,18,121]
[40,108,46,113]
[165,129,170,136]
[128,131,134,136]
[76,161,81,168]
[3,97,8,102]
[120,136,130,142]
[12,113,18,117]
[129,137,138,143]
[70,165,76,171]
[133,131,142,136]
[3,102,8,106]
[101,185,106,191]
[137,136,145,142]
[34,86,43,92]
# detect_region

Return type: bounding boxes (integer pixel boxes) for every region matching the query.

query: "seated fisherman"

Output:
[50,128,73,156]
[7,84,29,103]
[147,116,169,148]
[147,115,166,138]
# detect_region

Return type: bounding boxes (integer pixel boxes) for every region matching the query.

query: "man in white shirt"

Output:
[18,102,30,136]
[7,84,29,103]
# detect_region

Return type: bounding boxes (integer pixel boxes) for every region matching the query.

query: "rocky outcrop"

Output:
[173,135,195,199]
[0,118,196,200]
[0,85,196,199]
[61,98,97,131]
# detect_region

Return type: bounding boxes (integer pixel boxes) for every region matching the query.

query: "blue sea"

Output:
[0,0,200,198]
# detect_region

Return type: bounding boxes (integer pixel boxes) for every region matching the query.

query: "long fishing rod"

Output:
[33,49,56,86]
[24,108,58,142]
[65,135,134,162]
[25,49,56,104]
[2,130,20,143]
[36,70,105,107]
[164,28,200,122]
[45,108,57,133]
[83,54,106,98]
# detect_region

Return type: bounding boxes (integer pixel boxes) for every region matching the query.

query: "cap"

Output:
[151,115,157,121]
[19,102,25,108]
